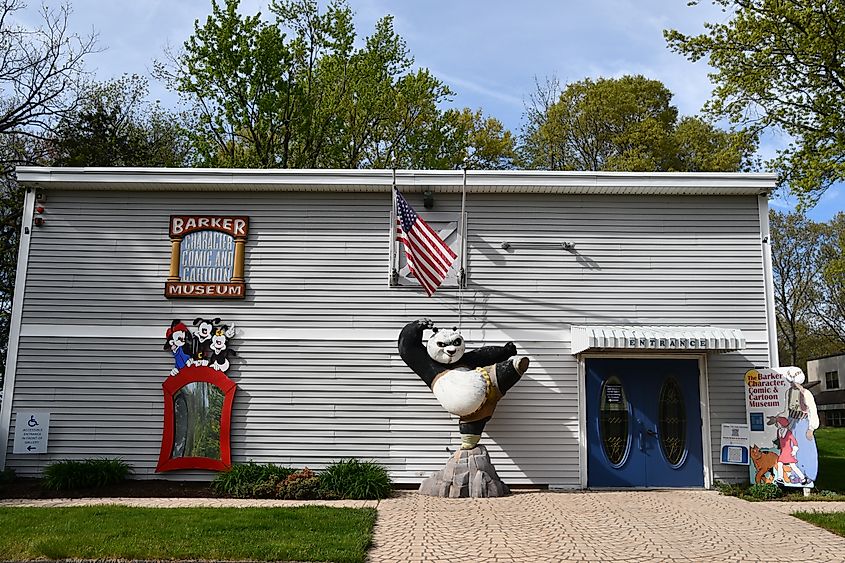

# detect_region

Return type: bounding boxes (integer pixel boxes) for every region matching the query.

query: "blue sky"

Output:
[12,0,843,221]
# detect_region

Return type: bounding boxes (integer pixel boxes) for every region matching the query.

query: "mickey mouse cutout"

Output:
[164,318,236,375]
[398,318,529,450]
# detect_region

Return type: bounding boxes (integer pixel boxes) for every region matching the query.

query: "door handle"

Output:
[638,430,645,451]
[646,429,658,437]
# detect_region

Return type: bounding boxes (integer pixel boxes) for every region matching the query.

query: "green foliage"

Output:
[156,0,509,169]
[51,75,190,167]
[42,459,132,491]
[275,468,322,500]
[211,461,296,498]
[747,483,783,501]
[665,0,845,205]
[213,459,391,500]
[518,74,756,172]
[714,480,748,498]
[771,210,845,366]
[320,458,392,500]
[0,506,377,562]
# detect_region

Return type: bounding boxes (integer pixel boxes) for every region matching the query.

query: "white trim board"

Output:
[0,187,37,470]
[17,323,572,343]
[16,167,778,195]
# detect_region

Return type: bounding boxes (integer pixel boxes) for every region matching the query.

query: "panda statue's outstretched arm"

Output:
[398,318,442,388]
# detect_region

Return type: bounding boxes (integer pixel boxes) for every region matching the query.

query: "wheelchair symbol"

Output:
[27,415,38,428]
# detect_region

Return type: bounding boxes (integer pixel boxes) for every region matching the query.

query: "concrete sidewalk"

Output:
[3,490,845,562]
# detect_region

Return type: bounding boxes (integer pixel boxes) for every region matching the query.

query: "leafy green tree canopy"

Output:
[156,0,507,169]
[519,74,757,172]
[51,75,190,167]
[665,0,845,204]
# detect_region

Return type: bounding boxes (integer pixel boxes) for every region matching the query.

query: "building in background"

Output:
[808,352,845,427]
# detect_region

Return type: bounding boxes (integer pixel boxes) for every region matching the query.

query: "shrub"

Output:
[747,483,783,500]
[714,480,748,498]
[212,462,295,498]
[42,458,132,491]
[276,468,322,500]
[320,459,392,500]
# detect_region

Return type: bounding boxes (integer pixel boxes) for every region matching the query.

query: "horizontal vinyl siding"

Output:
[6,189,769,484]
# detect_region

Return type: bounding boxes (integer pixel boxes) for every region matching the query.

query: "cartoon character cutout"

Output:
[164,320,193,376]
[208,324,237,372]
[192,317,221,367]
[775,367,819,485]
[774,416,806,485]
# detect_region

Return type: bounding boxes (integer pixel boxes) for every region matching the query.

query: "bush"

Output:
[276,468,322,500]
[212,462,295,498]
[714,480,748,498]
[42,458,132,491]
[320,459,392,500]
[747,482,783,500]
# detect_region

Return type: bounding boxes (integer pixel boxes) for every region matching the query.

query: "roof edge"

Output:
[14,167,778,195]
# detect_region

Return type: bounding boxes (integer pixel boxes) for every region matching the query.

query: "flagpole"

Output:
[389,167,397,287]
[459,166,467,331]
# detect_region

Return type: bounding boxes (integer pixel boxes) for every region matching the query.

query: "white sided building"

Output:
[0,168,779,489]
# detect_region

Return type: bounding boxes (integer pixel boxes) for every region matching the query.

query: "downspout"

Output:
[0,185,36,470]
[758,193,779,368]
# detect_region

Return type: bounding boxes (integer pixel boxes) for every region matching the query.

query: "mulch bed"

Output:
[0,478,214,499]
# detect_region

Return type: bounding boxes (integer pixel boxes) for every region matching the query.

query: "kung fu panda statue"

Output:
[398,318,529,450]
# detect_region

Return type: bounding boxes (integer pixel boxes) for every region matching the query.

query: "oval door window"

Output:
[599,376,630,466]
[658,377,687,467]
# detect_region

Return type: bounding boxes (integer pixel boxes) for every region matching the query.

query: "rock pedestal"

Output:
[418,445,510,498]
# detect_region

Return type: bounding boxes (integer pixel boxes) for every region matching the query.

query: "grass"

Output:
[814,427,845,493]
[0,506,376,563]
[793,512,845,538]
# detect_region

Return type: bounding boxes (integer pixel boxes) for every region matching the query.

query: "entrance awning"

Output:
[570,325,746,355]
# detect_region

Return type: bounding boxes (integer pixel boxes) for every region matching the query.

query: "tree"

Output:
[518,75,757,172]
[665,0,845,205]
[770,210,826,365]
[811,212,845,344]
[770,210,845,367]
[51,75,190,167]
[0,0,97,380]
[155,0,494,170]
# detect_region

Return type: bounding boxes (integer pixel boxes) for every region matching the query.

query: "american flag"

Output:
[395,189,458,296]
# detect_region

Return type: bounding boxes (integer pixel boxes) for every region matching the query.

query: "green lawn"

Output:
[814,427,845,493]
[793,511,845,537]
[0,506,376,563]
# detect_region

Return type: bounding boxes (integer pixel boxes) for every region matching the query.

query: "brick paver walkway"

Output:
[3,490,845,562]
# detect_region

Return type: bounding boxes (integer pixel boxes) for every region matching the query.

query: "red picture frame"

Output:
[156,366,237,472]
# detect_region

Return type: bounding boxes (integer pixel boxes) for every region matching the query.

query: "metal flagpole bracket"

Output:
[501,241,575,251]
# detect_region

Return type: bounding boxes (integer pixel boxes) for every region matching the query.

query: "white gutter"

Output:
[15,167,778,195]
[758,194,780,367]
[0,186,36,470]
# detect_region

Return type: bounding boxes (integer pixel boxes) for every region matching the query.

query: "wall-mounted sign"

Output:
[720,423,749,465]
[13,411,50,454]
[744,368,819,488]
[165,215,248,299]
[626,337,709,349]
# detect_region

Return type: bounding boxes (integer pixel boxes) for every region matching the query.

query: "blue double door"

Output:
[586,358,704,488]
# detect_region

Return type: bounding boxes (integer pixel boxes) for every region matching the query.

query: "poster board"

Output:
[744,368,819,488]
